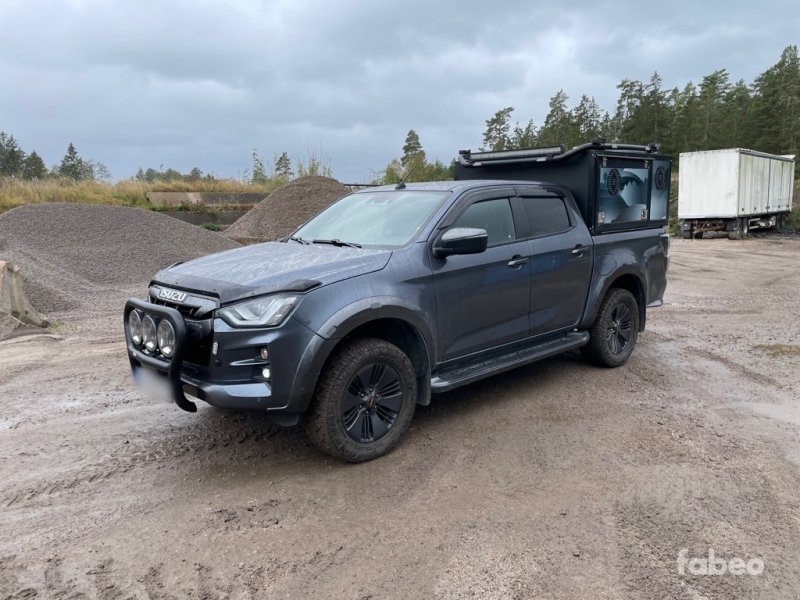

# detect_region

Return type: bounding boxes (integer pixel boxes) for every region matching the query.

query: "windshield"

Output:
[293,190,450,248]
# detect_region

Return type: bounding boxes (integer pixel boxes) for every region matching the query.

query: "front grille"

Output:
[150,297,200,318]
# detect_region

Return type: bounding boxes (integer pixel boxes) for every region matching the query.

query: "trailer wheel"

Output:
[582,288,640,368]
[728,220,741,240]
[740,218,749,239]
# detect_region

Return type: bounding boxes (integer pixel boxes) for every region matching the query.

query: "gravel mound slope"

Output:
[224,176,349,241]
[0,203,239,315]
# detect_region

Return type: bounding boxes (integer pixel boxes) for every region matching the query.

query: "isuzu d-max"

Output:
[125,141,670,461]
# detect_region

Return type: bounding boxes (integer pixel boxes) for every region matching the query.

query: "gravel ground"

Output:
[1,237,799,598]
[0,203,239,334]
[224,176,350,242]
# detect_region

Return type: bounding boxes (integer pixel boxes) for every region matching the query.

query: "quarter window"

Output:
[453,198,516,246]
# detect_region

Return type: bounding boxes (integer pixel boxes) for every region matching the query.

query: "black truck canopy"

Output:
[454,140,671,234]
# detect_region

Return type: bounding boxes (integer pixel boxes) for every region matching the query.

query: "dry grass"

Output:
[0,177,281,214]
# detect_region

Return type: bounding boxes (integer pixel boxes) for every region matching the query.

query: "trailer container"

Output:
[678,149,794,239]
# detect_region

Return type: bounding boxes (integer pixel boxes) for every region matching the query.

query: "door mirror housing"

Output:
[433,227,488,258]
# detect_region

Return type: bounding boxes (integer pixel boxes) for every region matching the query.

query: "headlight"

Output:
[142,315,158,352]
[157,319,176,357]
[128,310,142,346]
[218,294,300,328]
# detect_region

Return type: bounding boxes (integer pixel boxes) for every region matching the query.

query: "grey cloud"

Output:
[1,0,797,181]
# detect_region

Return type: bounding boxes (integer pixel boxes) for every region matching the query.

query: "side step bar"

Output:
[430,331,590,393]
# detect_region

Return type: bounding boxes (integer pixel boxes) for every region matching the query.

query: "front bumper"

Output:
[124,297,323,414]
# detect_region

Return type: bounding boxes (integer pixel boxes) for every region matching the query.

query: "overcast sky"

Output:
[1,0,797,182]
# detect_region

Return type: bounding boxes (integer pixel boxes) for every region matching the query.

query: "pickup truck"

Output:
[124,140,670,462]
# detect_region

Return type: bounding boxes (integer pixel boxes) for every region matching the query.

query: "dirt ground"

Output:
[1,237,799,599]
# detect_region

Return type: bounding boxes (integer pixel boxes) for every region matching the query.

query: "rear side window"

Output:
[520,196,571,237]
[454,198,516,246]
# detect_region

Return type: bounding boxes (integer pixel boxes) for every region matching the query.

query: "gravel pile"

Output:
[224,176,350,242]
[0,203,239,320]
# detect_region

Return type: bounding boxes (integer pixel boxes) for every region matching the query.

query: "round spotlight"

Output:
[142,315,158,352]
[157,319,176,358]
[128,310,142,346]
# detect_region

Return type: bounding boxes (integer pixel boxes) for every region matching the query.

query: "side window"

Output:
[522,196,571,237]
[454,198,516,246]
[597,165,650,225]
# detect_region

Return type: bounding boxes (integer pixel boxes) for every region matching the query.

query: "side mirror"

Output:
[433,227,488,258]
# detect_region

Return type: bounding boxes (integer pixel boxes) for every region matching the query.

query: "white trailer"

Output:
[678,148,795,239]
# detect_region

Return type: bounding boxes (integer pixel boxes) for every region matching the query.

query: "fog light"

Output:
[262,367,271,379]
[128,310,142,346]
[142,315,157,352]
[157,319,176,358]
[259,347,269,361]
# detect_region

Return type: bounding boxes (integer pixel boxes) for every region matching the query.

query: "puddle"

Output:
[744,402,800,426]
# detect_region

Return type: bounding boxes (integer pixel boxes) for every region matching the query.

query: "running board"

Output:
[430,331,590,393]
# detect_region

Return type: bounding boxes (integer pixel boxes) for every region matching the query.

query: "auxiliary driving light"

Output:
[128,310,142,346]
[142,315,158,352]
[259,347,269,361]
[157,319,176,358]
[262,368,271,380]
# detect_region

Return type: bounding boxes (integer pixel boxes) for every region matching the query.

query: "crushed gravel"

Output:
[0,203,239,324]
[224,176,350,242]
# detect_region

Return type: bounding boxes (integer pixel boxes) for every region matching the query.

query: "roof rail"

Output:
[457,139,662,167]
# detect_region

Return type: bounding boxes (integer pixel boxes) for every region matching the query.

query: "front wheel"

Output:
[305,338,416,462]
[581,288,640,368]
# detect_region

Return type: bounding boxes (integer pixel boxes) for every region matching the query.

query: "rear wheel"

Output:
[582,288,640,368]
[741,218,750,239]
[306,338,416,462]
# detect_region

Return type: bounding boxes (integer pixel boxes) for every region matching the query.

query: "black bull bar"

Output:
[124,297,197,412]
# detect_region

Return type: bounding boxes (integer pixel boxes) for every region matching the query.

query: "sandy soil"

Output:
[1,237,799,599]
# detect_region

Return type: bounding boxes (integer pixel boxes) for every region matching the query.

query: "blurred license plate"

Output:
[136,367,174,404]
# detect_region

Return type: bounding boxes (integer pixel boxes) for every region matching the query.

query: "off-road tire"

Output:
[581,288,640,368]
[305,338,416,462]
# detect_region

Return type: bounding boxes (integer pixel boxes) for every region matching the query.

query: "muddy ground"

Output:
[1,238,799,599]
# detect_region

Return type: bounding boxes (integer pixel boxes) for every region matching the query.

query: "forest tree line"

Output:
[385,45,800,182]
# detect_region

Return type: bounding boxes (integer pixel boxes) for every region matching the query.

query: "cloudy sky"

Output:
[1,0,797,182]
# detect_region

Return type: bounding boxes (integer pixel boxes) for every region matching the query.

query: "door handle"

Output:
[571,245,587,257]
[507,255,529,268]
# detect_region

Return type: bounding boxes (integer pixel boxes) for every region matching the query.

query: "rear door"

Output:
[431,192,532,361]
[513,188,594,337]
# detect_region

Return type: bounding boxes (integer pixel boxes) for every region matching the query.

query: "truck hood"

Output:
[152,242,392,305]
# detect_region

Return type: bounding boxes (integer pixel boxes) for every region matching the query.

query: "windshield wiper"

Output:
[288,236,310,245]
[311,238,362,248]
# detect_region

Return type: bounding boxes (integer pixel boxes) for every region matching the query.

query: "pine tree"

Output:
[251,149,267,184]
[274,152,293,180]
[22,151,47,179]
[401,130,426,168]
[58,143,90,180]
[481,107,514,151]
[538,91,574,147]
[0,132,26,177]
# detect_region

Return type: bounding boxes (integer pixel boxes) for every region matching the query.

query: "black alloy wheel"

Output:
[306,338,416,462]
[582,287,640,368]
[341,363,403,443]
[606,302,634,355]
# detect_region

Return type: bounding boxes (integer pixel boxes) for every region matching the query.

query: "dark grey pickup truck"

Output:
[125,141,670,462]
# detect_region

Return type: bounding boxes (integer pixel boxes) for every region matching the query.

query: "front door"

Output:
[432,197,532,361]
